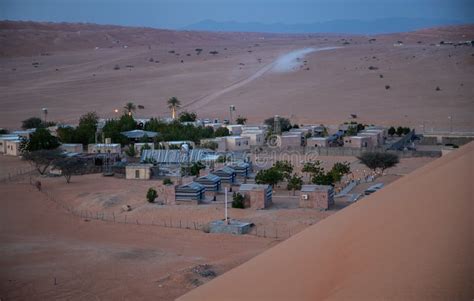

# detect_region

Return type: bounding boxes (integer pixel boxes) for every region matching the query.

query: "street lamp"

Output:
[448,116,452,133]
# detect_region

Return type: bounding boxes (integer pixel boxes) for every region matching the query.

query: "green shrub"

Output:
[146,188,158,203]
[232,192,245,209]
[163,178,173,185]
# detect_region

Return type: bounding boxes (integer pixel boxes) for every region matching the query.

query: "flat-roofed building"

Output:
[88,143,122,154]
[277,134,302,148]
[241,130,265,146]
[300,185,334,210]
[239,184,273,209]
[343,136,372,148]
[5,139,21,156]
[307,137,329,147]
[60,143,83,153]
[0,135,21,154]
[125,164,153,180]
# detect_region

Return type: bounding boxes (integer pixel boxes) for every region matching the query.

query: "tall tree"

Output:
[287,173,303,195]
[53,157,86,183]
[22,149,65,175]
[236,116,247,125]
[123,102,137,116]
[20,128,60,152]
[167,97,181,120]
[358,152,399,174]
[22,117,43,129]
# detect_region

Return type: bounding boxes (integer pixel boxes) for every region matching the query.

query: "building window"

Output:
[135,170,140,178]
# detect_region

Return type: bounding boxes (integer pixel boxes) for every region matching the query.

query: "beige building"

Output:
[225,136,250,151]
[125,164,153,180]
[239,184,273,209]
[300,185,334,210]
[344,136,373,148]
[201,136,250,152]
[0,135,21,154]
[241,130,265,146]
[359,129,385,146]
[276,134,302,148]
[225,124,243,135]
[307,137,329,147]
[5,140,21,156]
[88,143,121,154]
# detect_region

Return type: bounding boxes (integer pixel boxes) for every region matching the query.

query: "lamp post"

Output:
[448,116,452,133]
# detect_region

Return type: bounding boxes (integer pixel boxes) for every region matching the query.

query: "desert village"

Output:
[0,19,473,301]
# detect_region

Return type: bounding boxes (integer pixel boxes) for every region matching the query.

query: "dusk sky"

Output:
[1,0,473,29]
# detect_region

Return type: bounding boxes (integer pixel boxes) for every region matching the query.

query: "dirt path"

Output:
[183,47,339,111]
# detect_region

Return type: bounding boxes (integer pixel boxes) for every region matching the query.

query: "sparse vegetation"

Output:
[53,157,86,183]
[287,174,303,195]
[385,85,391,90]
[22,149,65,175]
[232,192,245,209]
[178,111,197,122]
[146,188,158,203]
[163,178,173,185]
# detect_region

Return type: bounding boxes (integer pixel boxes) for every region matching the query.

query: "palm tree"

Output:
[167,97,181,120]
[123,102,136,116]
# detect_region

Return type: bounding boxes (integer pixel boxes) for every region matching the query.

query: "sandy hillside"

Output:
[1,22,473,132]
[0,177,274,301]
[177,142,473,301]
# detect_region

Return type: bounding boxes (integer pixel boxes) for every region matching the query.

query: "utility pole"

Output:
[42,108,48,123]
[448,116,453,133]
[225,187,228,224]
[229,105,235,124]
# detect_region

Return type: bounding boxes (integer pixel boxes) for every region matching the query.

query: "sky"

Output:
[0,0,473,29]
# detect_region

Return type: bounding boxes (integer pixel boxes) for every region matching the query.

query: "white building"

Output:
[60,143,83,153]
[307,137,329,147]
[241,130,265,146]
[5,140,22,156]
[88,143,121,154]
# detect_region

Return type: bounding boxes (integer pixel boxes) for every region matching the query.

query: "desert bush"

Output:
[146,188,158,203]
[232,192,245,209]
[385,85,391,89]
[358,152,399,173]
[113,64,120,70]
[163,178,173,185]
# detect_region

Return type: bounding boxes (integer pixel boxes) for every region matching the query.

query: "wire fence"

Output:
[0,167,36,183]
[25,176,293,240]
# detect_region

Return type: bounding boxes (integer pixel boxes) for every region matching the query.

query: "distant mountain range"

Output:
[183,18,469,34]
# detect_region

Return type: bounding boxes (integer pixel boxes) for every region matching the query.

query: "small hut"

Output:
[175,182,205,204]
[229,162,250,178]
[195,174,221,192]
[212,166,236,184]
[239,184,273,209]
[300,185,334,210]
